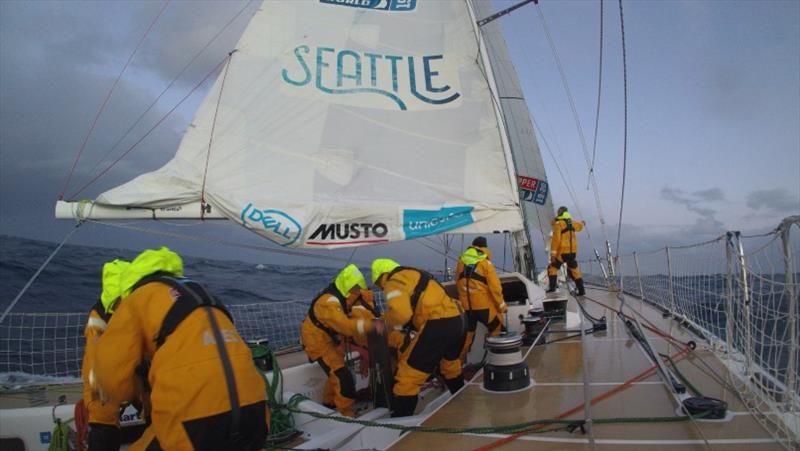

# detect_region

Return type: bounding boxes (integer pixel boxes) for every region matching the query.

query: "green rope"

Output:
[249,342,300,446]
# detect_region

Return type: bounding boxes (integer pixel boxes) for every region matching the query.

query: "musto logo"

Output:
[307,222,390,246]
[281,45,460,111]
[403,206,474,239]
[240,203,302,246]
[320,0,417,11]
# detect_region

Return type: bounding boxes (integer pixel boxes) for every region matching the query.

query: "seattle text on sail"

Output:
[281,45,461,111]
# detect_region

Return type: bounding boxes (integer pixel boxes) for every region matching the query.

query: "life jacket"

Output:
[131,273,233,349]
[307,283,348,345]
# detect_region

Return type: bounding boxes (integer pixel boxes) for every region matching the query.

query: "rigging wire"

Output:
[68,55,231,199]
[530,115,598,252]
[201,51,236,215]
[83,0,255,186]
[1,224,84,324]
[614,0,629,259]
[59,0,170,200]
[535,5,610,245]
[588,0,604,189]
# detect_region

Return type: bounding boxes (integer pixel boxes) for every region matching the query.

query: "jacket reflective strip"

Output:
[86,317,107,331]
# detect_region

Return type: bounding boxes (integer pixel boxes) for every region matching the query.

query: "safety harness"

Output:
[307,284,347,345]
[130,273,244,445]
[386,267,466,356]
[89,299,112,323]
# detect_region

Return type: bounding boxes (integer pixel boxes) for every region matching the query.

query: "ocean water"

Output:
[0,234,338,313]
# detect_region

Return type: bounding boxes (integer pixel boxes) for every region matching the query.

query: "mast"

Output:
[470,0,555,279]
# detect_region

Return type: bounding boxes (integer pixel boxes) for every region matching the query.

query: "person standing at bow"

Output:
[92,247,268,451]
[371,259,466,417]
[547,206,586,296]
[300,264,374,417]
[456,237,507,361]
[81,259,129,451]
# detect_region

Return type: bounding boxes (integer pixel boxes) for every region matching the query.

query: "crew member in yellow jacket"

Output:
[371,259,466,417]
[93,247,267,451]
[300,264,374,417]
[547,206,586,295]
[82,258,129,451]
[456,237,507,361]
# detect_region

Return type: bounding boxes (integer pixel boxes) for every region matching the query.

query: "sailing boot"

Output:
[575,278,586,296]
[545,275,558,293]
[391,395,419,417]
[444,376,465,394]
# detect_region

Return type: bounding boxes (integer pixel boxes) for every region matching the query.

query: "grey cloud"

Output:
[746,189,800,214]
[660,186,725,230]
[693,188,725,202]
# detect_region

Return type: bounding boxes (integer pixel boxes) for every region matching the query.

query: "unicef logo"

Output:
[281,45,461,111]
[240,204,302,246]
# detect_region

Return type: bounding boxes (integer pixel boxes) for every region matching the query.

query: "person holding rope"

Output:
[371,258,466,417]
[300,264,375,417]
[455,237,507,362]
[92,247,267,451]
[547,206,586,296]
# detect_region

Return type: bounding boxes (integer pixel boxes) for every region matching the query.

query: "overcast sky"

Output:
[1,0,798,273]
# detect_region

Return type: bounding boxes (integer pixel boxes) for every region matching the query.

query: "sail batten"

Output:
[94,0,531,248]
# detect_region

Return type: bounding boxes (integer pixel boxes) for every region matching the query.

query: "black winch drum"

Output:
[483,333,531,392]
[522,306,546,346]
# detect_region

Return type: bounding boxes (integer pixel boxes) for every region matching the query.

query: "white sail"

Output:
[472,0,555,276]
[94,0,524,248]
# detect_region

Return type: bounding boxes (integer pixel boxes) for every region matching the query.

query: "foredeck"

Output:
[391,288,786,450]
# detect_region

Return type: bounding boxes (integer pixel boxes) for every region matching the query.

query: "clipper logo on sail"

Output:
[320,0,417,11]
[518,175,549,205]
[403,206,474,239]
[281,45,460,111]
[240,204,302,246]
[307,222,390,246]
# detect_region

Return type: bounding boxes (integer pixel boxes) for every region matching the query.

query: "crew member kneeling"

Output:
[301,264,373,417]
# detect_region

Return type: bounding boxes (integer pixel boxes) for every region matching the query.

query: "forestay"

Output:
[95,0,524,248]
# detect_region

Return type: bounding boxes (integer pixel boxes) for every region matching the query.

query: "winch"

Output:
[483,333,531,392]
[521,306,547,346]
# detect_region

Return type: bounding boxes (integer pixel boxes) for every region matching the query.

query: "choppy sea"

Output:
[0,234,337,313]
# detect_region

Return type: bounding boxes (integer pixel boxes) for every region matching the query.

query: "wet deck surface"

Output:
[391,288,786,450]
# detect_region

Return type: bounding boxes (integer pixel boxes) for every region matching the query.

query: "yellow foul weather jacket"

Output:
[550,212,584,256]
[93,248,267,450]
[383,268,462,332]
[455,246,507,314]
